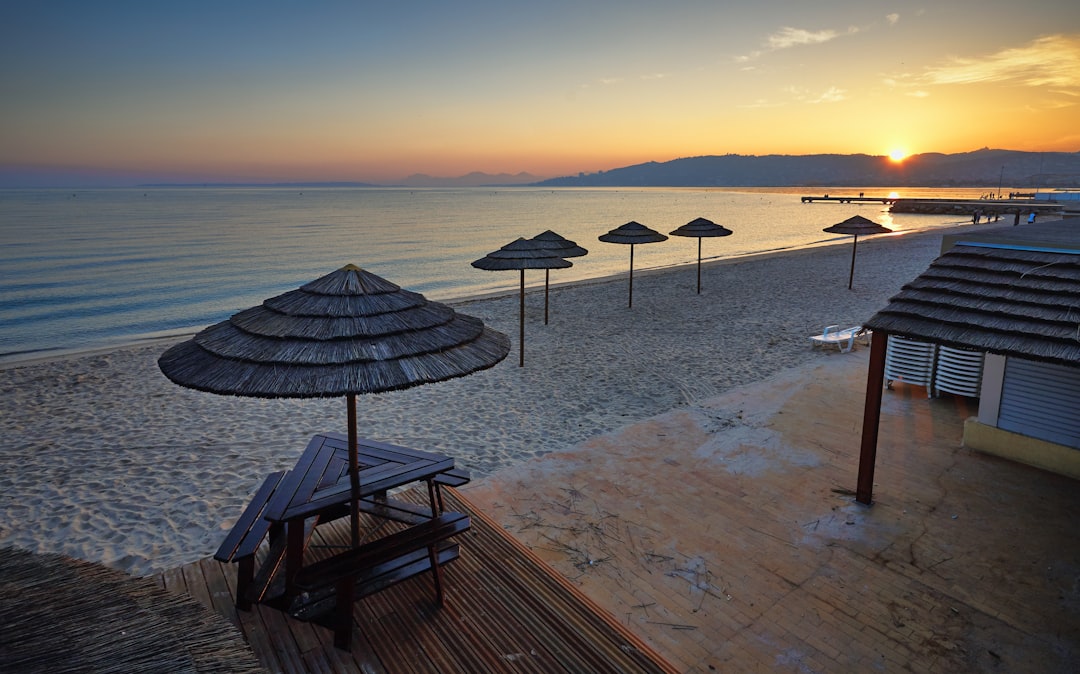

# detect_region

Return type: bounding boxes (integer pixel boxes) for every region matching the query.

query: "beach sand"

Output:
[0,223,982,576]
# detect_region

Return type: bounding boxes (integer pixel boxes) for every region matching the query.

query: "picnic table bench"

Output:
[215,433,470,611]
[290,511,471,649]
[213,470,288,610]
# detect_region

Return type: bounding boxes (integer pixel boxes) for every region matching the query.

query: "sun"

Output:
[888,148,909,162]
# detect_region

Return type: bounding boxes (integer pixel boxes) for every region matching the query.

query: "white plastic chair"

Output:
[810,325,868,353]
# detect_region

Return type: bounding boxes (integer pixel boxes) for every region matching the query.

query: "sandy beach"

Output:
[0,223,985,576]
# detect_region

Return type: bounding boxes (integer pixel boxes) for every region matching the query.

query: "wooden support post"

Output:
[286,518,304,596]
[856,331,888,504]
[544,269,550,325]
[348,393,360,548]
[518,269,525,367]
[696,238,703,294]
[847,234,858,290]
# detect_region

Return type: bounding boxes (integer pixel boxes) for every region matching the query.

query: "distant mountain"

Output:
[136,181,382,188]
[534,149,1080,189]
[395,171,543,187]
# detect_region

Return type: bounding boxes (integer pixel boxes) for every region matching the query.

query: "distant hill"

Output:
[534,149,1080,189]
[395,171,543,187]
[136,181,382,188]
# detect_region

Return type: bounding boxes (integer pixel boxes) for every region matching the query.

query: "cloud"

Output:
[812,86,846,103]
[887,13,900,26]
[767,27,841,50]
[737,24,860,63]
[922,34,1080,90]
[736,84,846,108]
[737,98,784,109]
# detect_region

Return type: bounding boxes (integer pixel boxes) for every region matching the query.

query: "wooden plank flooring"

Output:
[157,488,677,673]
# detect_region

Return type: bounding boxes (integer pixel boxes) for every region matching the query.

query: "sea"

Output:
[0,185,997,363]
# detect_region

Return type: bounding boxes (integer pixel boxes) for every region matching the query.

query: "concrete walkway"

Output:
[463,348,1080,673]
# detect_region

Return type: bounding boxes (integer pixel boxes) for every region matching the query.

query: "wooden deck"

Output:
[155,488,677,673]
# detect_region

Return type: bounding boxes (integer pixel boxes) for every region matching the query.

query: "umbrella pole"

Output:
[696,238,703,294]
[518,269,525,367]
[848,235,858,290]
[544,269,550,325]
[628,244,635,309]
[347,393,360,548]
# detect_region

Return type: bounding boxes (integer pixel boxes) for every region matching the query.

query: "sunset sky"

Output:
[2,1,1079,186]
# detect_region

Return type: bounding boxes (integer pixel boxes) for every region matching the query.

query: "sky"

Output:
[2,0,1079,186]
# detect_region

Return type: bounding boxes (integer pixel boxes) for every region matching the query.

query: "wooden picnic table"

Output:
[215,432,469,611]
[262,432,459,597]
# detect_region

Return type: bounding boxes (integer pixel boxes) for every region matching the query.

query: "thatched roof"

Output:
[823,215,892,236]
[864,244,1080,366]
[159,265,510,397]
[0,548,262,673]
[471,237,574,271]
[531,230,589,257]
[669,217,733,238]
[599,221,668,245]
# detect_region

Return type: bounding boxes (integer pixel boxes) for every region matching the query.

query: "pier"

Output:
[889,198,1064,217]
[802,194,1069,217]
[801,194,897,204]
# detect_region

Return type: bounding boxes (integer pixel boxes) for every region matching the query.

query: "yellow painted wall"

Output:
[964,418,1080,481]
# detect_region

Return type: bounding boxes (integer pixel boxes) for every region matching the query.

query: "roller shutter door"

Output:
[998,358,1080,449]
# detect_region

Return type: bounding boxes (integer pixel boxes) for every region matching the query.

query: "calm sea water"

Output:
[0,186,992,361]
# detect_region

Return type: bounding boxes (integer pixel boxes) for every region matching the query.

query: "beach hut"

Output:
[598,221,668,308]
[822,215,892,289]
[854,221,1080,504]
[158,264,509,546]
[472,238,572,366]
[530,230,588,324]
[669,217,733,294]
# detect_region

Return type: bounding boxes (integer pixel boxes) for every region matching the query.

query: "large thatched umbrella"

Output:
[822,215,893,289]
[158,264,510,546]
[472,238,571,367]
[530,230,588,324]
[669,217,733,294]
[0,548,262,673]
[599,221,668,308]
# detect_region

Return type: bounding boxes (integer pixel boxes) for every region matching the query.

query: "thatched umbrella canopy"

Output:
[472,237,572,367]
[0,547,262,673]
[159,264,510,546]
[669,217,734,294]
[530,230,588,324]
[598,221,668,308]
[823,215,892,289]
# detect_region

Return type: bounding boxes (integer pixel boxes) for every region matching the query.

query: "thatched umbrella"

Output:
[669,217,733,294]
[530,230,588,324]
[0,548,262,673]
[472,237,572,367]
[158,264,510,547]
[598,221,668,308]
[822,215,893,289]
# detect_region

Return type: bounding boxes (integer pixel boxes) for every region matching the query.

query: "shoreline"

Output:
[0,225,955,371]
[0,221,1002,576]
